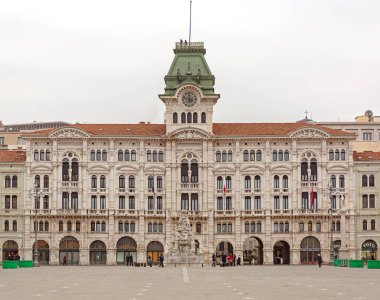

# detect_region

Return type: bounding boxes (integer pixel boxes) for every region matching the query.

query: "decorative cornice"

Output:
[289,128,330,139]
[168,128,212,140]
[49,127,90,139]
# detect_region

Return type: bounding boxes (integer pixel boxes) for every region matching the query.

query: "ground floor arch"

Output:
[147,241,164,265]
[333,240,341,259]
[216,241,234,256]
[2,240,18,261]
[361,240,377,260]
[90,240,107,265]
[59,236,79,265]
[273,240,290,264]
[243,237,263,265]
[300,236,320,264]
[33,240,50,265]
[116,236,137,265]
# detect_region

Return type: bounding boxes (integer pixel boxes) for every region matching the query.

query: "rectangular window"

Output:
[217,197,223,210]
[190,194,198,211]
[157,196,163,210]
[226,197,232,210]
[119,196,125,209]
[254,196,261,210]
[17,137,24,145]
[363,132,373,141]
[91,196,97,209]
[274,196,280,209]
[0,137,4,145]
[283,196,289,210]
[100,196,106,209]
[129,196,135,210]
[5,195,11,209]
[245,197,251,210]
[301,192,309,209]
[148,196,154,210]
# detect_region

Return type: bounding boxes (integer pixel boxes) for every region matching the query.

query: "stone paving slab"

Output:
[0,265,379,300]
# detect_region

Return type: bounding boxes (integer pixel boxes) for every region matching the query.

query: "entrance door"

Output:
[59,236,80,265]
[147,241,164,265]
[273,241,290,264]
[300,236,320,264]
[89,241,107,265]
[34,240,50,265]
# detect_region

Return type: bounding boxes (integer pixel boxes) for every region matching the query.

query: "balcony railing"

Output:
[242,210,263,216]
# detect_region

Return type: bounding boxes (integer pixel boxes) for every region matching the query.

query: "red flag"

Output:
[223,175,227,194]
[310,188,314,208]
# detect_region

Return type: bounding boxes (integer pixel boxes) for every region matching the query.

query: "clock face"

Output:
[182,92,197,107]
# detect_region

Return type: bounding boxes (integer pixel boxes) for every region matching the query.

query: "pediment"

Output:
[116,165,139,172]
[327,164,349,172]
[270,164,292,171]
[214,166,236,173]
[145,166,166,173]
[168,128,211,140]
[240,165,265,172]
[49,127,90,139]
[31,165,53,172]
[88,164,110,172]
[289,127,330,139]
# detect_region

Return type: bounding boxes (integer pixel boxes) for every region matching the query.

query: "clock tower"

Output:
[159,42,220,135]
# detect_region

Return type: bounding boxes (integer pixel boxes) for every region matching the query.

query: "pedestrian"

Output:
[130,255,134,266]
[147,255,152,267]
[15,252,20,261]
[159,254,164,267]
[222,254,226,267]
[237,255,241,266]
[316,253,323,268]
[233,254,236,266]
[212,253,216,267]
[63,255,67,266]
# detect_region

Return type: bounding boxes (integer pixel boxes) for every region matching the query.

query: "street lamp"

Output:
[29,180,43,267]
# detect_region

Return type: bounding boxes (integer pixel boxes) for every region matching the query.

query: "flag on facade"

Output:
[223,174,227,194]
[152,175,155,194]
[310,188,314,208]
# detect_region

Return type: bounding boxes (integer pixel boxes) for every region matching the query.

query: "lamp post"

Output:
[29,180,43,267]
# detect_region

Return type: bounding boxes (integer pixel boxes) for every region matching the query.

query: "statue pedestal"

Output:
[167,254,204,264]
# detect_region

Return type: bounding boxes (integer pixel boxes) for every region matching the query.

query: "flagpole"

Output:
[189,0,192,43]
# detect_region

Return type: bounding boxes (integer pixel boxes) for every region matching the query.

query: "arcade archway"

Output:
[243,237,263,265]
[300,236,320,264]
[33,240,50,265]
[147,241,164,264]
[90,240,107,265]
[2,240,18,261]
[59,236,79,265]
[273,240,290,264]
[116,236,137,265]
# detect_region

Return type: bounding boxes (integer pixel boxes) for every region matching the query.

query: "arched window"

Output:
[196,222,201,233]
[273,175,280,189]
[153,222,158,233]
[146,150,152,162]
[35,175,41,188]
[245,222,250,233]
[11,176,17,188]
[59,221,63,232]
[243,150,249,161]
[222,151,227,162]
[339,175,345,188]
[216,176,223,190]
[101,221,106,232]
[316,221,321,232]
[284,150,289,161]
[102,150,107,161]
[158,222,163,233]
[130,221,135,232]
[216,151,221,162]
[4,220,9,231]
[250,150,255,161]
[100,175,106,188]
[173,112,178,124]
[34,150,39,161]
[256,150,262,161]
[257,221,262,233]
[5,176,11,188]
[341,149,346,160]
[12,220,17,231]
[43,195,49,209]
[147,176,154,191]
[363,219,367,231]
[90,150,95,161]
[228,150,233,162]
[244,176,251,190]
[91,175,97,188]
[187,112,192,123]
[118,150,123,161]
[371,219,376,230]
[45,221,49,232]
[331,221,335,231]
[119,175,125,189]
[226,176,232,190]
[158,151,164,162]
[43,175,49,188]
[254,176,261,189]
[308,221,313,232]
[369,175,375,187]
[201,112,206,123]
[129,176,135,189]
[118,221,123,232]
[91,221,95,231]
[330,175,336,188]
[39,221,43,231]
[329,150,334,161]
[283,175,288,189]
[124,150,130,161]
[148,222,153,233]
[362,175,368,187]
[131,150,137,161]
[369,194,375,208]
[181,112,186,123]
[96,150,101,161]
[40,150,45,161]
[96,221,101,231]
[67,221,72,232]
[272,150,277,161]
[335,149,340,161]
[46,150,51,161]
[299,221,304,232]
[278,150,283,161]
[362,195,368,208]
[193,112,198,123]
[153,150,158,162]
[157,176,163,189]
[75,221,80,232]
[285,221,289,232]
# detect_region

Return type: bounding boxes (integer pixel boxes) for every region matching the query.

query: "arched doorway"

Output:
[273,241,290,264]
[300,236,320,264]
[2,240,18,260]
[59,236,79,265]
[147,241,164,265]
[116,237,137,265]
[333,240,341,259]
[216,241,234,256]
[361,240,378,260]
[33,240,50,265]
[89,241,107,265]
[243,237,263,265]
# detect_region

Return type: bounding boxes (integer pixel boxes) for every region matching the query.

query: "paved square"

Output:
[1,265,379,300]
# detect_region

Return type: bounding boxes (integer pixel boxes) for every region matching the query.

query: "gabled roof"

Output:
[24,122,354,138]
[0,150,26,162]
[353,151,380,161]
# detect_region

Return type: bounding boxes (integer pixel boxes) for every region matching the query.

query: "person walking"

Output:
[316,253,323,268]
[237,255,241,266]
[159,254,164,267]
[212,253,216,267]
[233,254,236,266]
[222,254,226,267]
[63,255,67,266]
[147,255,152,267]
[130,255,133,266]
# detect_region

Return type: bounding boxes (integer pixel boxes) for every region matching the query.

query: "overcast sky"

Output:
[1,0,380,125]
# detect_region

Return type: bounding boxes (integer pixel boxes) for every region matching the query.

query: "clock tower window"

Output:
[181,113,186,123]
[187,113,192,123]
[173,113,178,124]
[193,112,198,123]
[201,112,206,123]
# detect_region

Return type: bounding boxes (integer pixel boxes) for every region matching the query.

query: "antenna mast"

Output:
[189,0,192,43]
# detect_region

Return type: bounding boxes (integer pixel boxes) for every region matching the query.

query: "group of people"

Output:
[212,253,241,267]
[6,252,20,261]
[146,254,164,267]
[125,254,134,266]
